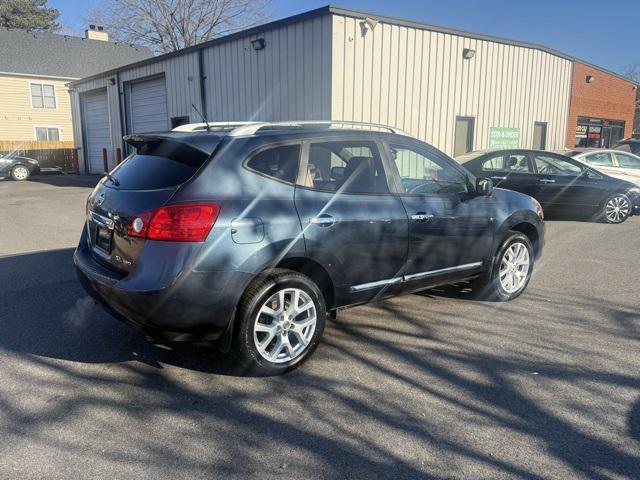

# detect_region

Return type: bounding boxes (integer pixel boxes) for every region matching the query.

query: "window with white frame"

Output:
[35,127,60,141]
[30,83,56,108]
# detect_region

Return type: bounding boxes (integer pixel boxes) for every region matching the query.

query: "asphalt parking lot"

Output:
[1,176,639,479]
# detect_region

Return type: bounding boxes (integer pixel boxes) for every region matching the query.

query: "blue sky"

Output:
[49,0,639,74]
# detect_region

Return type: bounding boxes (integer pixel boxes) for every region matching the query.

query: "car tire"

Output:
[601,193,631,224]
[11,164,30,181]
[472,232,534,302]
[233,269,326,376]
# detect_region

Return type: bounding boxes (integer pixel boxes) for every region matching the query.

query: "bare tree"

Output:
[621,63,640,135]
[87,0,272,54]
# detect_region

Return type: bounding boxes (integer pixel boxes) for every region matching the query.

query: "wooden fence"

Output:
[0,140,76,172]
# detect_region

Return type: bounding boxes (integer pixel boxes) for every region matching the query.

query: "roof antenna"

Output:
[191,103,210,133]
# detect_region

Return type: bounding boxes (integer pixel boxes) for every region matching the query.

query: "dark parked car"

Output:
[459,149,640,224]
[613,138,640,156]
[75,122,544,375]
[0,153,40,180]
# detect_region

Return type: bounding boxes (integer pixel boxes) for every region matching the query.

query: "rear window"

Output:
[111,140,210,189]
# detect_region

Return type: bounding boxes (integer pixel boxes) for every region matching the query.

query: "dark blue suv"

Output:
[74,122,544,375]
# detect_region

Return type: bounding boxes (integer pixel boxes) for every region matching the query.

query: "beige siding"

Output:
[331,15,573,155]
[202,15,332,121]
[0,74,74,142]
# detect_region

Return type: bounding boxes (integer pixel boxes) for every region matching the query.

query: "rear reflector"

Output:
[127,202,220,242]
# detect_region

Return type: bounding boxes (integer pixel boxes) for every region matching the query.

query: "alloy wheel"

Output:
[253,288,317,364]
[12,166,29,180]
[604,195,630,223]
[499,242,530,294]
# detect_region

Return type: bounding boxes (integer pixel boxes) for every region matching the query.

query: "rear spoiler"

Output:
[123,133,222,156]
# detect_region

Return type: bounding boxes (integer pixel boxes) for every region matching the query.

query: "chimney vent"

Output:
[85,25,108,41]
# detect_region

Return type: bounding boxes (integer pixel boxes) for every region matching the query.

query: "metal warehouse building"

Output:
[69,5,633,174]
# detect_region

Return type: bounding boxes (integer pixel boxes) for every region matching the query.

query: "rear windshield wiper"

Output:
[104,172,120,187]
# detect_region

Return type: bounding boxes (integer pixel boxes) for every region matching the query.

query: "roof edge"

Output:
[70,4,637,87]
[0,70,79,81]
[69,6,331,86]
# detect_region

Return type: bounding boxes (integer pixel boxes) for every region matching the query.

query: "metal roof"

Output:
[0,28,153,79]
[69,4,636,86]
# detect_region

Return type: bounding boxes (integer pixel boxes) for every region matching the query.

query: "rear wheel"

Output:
[233,269,326,376]
[471,232,534,301]
[11,165,30,181]
[601,194,631,224]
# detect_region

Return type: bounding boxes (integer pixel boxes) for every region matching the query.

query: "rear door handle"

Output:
[310,215,337,227]
[539,178,556,184]
[411,213,434,222]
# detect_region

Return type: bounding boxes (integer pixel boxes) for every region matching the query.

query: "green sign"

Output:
[489,127,520,148]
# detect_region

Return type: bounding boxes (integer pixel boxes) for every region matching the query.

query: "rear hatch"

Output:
[86,134,221,274]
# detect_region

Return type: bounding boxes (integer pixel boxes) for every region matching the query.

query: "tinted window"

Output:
[247,145,300,183]
[111,140,210,189]
[615,152,640,169]
[390,143,468,195]
[303,140,388,194]
[482,153,532,173]
[533,154,582,176]
[584,152,613,166]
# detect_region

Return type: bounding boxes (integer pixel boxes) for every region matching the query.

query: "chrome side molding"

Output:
[350,261,483,292]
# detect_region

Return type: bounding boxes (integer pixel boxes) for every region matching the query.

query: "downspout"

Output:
[198,48,208,119]
[117,71,126,151]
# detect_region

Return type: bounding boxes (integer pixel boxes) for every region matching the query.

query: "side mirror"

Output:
[330,166,345,181]
[476,177,494,197]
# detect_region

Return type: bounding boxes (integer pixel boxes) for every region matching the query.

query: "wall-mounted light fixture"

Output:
[463,48,476,60]
[108,78,116,86]
[251,38,266,51]
[586,75,595,83]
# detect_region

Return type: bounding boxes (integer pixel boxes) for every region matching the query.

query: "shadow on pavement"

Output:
[1,247,639,478]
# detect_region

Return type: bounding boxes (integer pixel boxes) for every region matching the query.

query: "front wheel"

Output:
[233,269,326,376]
[601,194,631,224]
[471,232,534,302]
[11,165,30,181]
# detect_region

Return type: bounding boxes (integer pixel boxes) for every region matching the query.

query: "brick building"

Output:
[567,62,637,148]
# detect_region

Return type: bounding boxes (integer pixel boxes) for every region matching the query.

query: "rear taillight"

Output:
[127,202,220,242]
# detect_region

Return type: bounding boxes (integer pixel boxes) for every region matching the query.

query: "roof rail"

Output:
[227,120,411,137]
[172,121,260,132]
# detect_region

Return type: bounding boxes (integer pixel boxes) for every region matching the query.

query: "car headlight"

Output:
[532,198,544,219]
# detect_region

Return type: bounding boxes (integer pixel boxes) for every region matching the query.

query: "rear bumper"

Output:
[73,232,253,344]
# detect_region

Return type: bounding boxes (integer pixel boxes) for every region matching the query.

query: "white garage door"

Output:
[81,89,110,174]
[128,76,169,134]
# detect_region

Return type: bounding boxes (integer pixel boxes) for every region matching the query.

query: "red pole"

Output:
[72,148,79,175]
[116,147,122,164]
[102,148,109,172]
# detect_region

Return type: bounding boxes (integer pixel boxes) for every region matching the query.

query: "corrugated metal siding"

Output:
[331,15,573,156]
[202,15,332,121]
[120,52,201,122]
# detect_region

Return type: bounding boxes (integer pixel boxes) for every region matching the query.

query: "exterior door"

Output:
[126,76,169,134]
[384,140,491,283]
[294,137,408,303]
[533,122,547,150]
[531,152,602,210]
[454,117,475,157]
[81,88,110,174]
